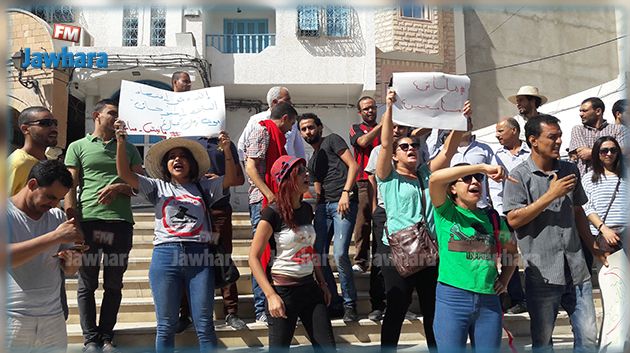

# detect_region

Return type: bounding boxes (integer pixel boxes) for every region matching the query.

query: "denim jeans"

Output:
[525,271,597,353]
[434,283,502,353]
[149,242,216,353]
[314,201,358,308]
[6,313,67,353]
[249,201,266,318]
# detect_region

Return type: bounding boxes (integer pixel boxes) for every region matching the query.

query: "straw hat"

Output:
[507,86,548,105]
[144,137,210,180]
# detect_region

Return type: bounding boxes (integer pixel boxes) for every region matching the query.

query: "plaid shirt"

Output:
[244,124,270,204]
[569,121,627,176]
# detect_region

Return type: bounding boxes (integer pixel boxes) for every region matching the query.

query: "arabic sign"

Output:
[598,250,629,352]
[118,80,225,138]
[392,72,470,131]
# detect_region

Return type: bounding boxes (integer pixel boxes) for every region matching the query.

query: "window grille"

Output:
[326,6,351,37]
[150,7,166,46]
[122,7,139,46]
[297,5,320,37]
[31,5,75,23]
[297,5,352,38]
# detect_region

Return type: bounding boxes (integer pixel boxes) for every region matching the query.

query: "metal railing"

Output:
[207,34,276,54]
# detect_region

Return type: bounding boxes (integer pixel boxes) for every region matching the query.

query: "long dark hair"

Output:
[591,136,624,183]
[160,147,199,183]
[276,161,305,230]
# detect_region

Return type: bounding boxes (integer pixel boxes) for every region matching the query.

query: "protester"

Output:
[298,113,359,321]
[248,155,335,353]
[612,99,627,125]
[7,160,84,352]
[504,114,604,353]
[114,121,239,353]
[64,99,143,353]
[507,85,548,141]
[375,89,470,351]
[429,163,518,353]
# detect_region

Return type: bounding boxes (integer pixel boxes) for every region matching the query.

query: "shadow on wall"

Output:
[464,8,502,128]
[297,8,365,57]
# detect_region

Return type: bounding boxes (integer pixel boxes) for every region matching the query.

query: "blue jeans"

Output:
[434,283,502,353]
[314,201,358,308]
[149,243,216,353]
[249,201,266,318]
[525,272,597,353]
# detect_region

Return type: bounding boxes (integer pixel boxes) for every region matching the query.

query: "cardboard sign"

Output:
[392,72,470,131]
[598,250,629,352]
[118,80,225,138]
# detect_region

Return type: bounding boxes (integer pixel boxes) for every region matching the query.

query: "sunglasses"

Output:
[398,142,420,152]
[25,118,58,127]
[599,147,619,155]
[458,173,484,183]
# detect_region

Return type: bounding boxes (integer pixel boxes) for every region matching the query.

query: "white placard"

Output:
[598,250,629,352]
[118,80,225,138]
[392,72,470,131]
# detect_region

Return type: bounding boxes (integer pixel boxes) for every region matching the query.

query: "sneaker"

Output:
[342,306,358,322]
[352,264,366,273]
[83,342,101,353]
[102,341,120,353]
[506,302,527,314]
[404,311,417,320]
[225,313,247,330]
[368,309,384,321]
[175,316,192,333]
[256,312,268,325]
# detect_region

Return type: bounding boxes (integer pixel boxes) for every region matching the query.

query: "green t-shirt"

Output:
[64,134,142,223]
[434,197,511,294]
[377,164,434,246]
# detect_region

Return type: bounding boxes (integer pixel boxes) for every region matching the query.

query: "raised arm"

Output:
[218,131,240,189]
[429,163,508,208]
[375,90,396,181]
[427,100,471,172]
[114,120,140,190]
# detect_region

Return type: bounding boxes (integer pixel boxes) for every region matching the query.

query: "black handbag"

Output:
[594,178,623,254]
[385,173,438,277]
[195,182,240,288]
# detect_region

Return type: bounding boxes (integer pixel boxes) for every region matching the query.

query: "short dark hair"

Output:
[27,160,73,188]
[171,71,189,84]
[524,114,561,147]
[18,106,51,125]
[356,96,375,111]
[93,99,117,114]
[582,97,605,114]
[503,117,521,135]
[298,113,322,127]
[270,102,298,120]
[533,96,542,108]
[612,99,627,116]
[160,147,199,182]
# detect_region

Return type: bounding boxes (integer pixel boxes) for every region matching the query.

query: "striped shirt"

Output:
[568,121,628,176]
[581,172,628,235]
[488,141,531,215]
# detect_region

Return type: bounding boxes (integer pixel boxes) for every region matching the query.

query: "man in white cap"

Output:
[507,86,548,141]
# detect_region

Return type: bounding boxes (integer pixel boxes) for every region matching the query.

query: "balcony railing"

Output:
[207,34,276,54]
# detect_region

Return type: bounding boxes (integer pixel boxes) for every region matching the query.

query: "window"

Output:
[122,7,139,46]
[297,5,352,38]
[297,5,320,37]
[400,4,430,20]
[223,19,269,54]
[150,7,166,46]
[31,5,75,23]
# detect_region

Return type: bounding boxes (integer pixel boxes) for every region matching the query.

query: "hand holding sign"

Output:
[392,72,470,131]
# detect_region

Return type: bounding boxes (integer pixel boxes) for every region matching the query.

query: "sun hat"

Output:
[507,86,548,105]
[144,137,211,180]
[271,155,305,185]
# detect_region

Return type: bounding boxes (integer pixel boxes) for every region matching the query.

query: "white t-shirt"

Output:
[7,201,67,317]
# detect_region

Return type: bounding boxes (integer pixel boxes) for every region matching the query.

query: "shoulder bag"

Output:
[595,178,623,254]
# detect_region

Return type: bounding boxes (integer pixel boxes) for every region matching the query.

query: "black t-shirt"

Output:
[260,202,314,232]
[307,133,358,204]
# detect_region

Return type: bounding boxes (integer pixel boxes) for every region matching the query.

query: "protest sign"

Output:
[598,250,629,352]
[392,72,470,131]
[118,80,225,137]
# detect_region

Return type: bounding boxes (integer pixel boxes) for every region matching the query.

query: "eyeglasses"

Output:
[599,147,619,155]
[24,118,58,127]
[458,173,484,183]
[397,142,420,152]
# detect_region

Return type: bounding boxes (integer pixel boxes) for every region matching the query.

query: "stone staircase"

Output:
[66,211,602,351]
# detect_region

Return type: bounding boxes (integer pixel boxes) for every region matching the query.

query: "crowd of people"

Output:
[6,71,629,353]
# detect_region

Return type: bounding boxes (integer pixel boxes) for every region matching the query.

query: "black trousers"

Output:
[77,220,133,344]
[267,280,336,353]
[377,236,437,352]
[370,206,387,311]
